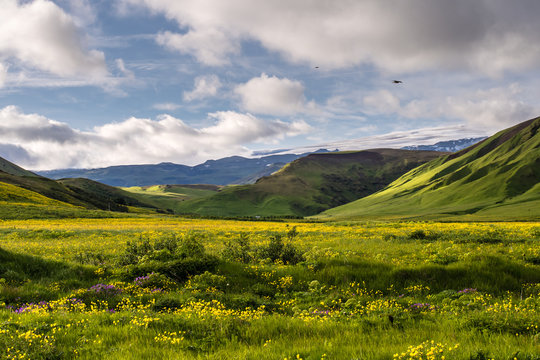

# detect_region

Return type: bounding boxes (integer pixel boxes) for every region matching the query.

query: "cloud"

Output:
[59,0,97,27]
[0,143,33,164]
[153,103,181,111]
[203,111,311,144]
[120,0,540,75]
[363,90,401,115]
[443,86,539,130]
[156,29,239,66]
[235,74,307,116]
[361,84,540,131]
[0,0,107,78]
[0,63,7,87]
[255,124,487,157]
[183,74,221,101]
[0,106,311,170]
[115,59,134,79]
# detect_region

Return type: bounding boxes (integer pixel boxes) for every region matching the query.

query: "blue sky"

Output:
[1,0,539,170]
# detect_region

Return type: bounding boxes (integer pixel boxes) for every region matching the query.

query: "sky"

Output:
[1,0,539,170]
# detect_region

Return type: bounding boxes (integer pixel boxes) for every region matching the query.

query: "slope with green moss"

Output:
[172,149,443,217]
[318,117,540,220]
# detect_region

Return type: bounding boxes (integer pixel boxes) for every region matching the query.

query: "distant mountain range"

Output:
[37,151,330,187]
[36,138,484,187]
[318,117,540,220]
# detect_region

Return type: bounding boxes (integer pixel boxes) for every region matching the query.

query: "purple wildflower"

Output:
[409,303,435,311]
[89,283,122,295]
[458,288,477,294]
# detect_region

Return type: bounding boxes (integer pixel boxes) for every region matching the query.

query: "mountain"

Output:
[36,153,323,187]
[35,137,483,188]
[0,156,155,218]
[172,149,444,217]
[317,117,540,221]
[401,137,487,152]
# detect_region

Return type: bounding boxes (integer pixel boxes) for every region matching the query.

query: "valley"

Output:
[0,117,538,359]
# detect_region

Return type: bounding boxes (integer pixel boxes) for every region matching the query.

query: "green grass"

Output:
[173,149,443,217]
[318,117,540,221]
[1,219,539,359]
[0,171,158,216]
[123,185,219,213]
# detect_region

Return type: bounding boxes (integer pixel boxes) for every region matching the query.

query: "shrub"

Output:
[186,271,228,292]
[222,233,252,263]
[258,234,305,265]
[120,233,218,282]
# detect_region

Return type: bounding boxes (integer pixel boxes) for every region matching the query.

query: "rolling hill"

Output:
[171,149,444,217]
[0,156,156,218]
[122,184,221,214]
[317,117,540,221]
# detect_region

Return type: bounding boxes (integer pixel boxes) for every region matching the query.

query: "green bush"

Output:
[221,233,252,263]
[258,234,304,265]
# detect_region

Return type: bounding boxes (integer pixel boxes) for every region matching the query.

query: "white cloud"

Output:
[361,85,540,132]
[444,86,539,130]
[204,111,311,144]
[235,74,307,116]
[363,90,401,115]
[153,103,181,111]
[256,124,487,157]
[0,63,7,87]
[115,58,134,79]
[0,0,107,78]
[0,106,311,170]
[183,74,221,101]
[120,0,540,75]
[156,29,239,66]
[60,0,97,27]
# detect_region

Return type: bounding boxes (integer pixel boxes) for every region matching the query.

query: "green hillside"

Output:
[57,178,157,212]
[0,181,106,219]
[122,184,220,213]
[0,156,157,218]
[172,149,443,217]
[318,117,540,221]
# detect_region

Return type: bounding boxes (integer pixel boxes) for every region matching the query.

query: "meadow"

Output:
[0,217,539,359]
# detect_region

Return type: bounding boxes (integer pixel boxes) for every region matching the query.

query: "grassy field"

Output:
[0,217,539,359]
[123,185,220,214]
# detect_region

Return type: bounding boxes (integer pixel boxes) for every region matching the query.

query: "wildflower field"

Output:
[0,216,539,359]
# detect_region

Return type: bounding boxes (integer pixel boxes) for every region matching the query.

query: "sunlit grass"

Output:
[0,218,539,359]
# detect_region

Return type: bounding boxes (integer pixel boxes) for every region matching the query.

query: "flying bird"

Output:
[392,80,403,84]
